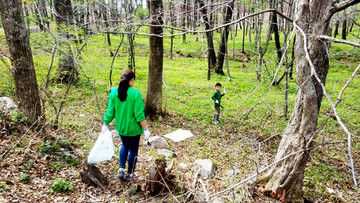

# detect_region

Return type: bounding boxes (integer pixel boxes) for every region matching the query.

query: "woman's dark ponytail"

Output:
[118,70,135,101]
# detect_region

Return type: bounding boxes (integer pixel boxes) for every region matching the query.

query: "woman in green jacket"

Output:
[102,69,150,182]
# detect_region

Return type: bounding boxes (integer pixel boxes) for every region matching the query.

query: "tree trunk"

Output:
[272,11,282,63]
[182,0,186,43]
[145,0,163,120]
[199,0,216,78]
[333,19,339,38]
[170,0,174,60]
[0,0,42,124]
[342,19,347,40]
[256,0,356,201]
[54,0,79,84]
[216,0,235,75]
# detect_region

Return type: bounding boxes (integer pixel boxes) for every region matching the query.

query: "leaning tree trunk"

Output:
[0,0,42,124]
[256,0,359,202]
[215,0,234,75]
[145,0,163,120]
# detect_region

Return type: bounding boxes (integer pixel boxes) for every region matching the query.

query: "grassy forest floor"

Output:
[0,24,359,202]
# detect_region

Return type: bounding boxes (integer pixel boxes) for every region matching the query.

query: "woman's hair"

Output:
[118,69,135,101]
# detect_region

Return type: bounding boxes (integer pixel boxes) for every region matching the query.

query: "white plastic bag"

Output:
[87,129,114,164]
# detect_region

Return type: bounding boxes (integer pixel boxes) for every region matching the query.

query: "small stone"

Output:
[225,169,240,176]
[158,149,176,158]
[192,159,216,179]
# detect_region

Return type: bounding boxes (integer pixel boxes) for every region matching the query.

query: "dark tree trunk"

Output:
[39,0,49,29]
[342,19,347,40]
[333,19,339,37]
[145,0,163,120]
[54,0,79,84]
[0,0,42,124]
[216,0,235,75]
[102,1,114,57]
[34,0,45,31]
[256,1,359,202]
[272,11,282,63]
[199,0,216,79]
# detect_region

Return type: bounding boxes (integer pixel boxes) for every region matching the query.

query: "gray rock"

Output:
[193,193,206,202]
[192,159,216,179]
[0,97,17,114]
[158,149,176,158]
[179,163,188,170]
[225,168,240,176]
[144,136,169,149]
[0,97,26,122]
[210,197,223,203]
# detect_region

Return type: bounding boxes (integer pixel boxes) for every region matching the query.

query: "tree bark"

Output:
[54,0,79,84]
[216,0,235,75]
[256,0,359,201]
[342,19,347,40]
[182,0,187,43]
[0,0,42,124]
[170,0,174,60]
[333,19,339,38]
[199,0,216,79]
[145,0,163,120]
[272,11,282,63]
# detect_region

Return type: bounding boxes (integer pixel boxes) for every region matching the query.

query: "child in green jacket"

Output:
[211,83,226,124]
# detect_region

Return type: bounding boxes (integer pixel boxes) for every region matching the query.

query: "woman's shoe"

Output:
[118,168,125,178]
[124,173,137,182]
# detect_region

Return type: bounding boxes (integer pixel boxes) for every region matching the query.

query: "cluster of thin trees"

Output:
[1,0,359,202]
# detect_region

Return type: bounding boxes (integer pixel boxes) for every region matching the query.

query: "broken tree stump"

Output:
[80,164,109,189]
[146,158,177,196]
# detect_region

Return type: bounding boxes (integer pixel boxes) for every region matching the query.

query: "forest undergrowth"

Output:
[0,26,359,202]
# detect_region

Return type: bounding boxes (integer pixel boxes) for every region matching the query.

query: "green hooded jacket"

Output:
[104,87,145,136]
[211,90,225,105]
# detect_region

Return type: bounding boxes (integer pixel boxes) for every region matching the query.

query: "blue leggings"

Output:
[119,134,140,174]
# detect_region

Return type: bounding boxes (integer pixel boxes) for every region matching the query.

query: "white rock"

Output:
[144,136,169,149]
[192,159,216,179]
[327,187,335,194]
[158,149,176,158]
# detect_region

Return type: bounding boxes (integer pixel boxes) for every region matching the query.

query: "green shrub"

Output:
[51,178,73,192]
[20,173,31,181]
[50,162,63,171]
[0,183,8,191]
[39,140,61,153]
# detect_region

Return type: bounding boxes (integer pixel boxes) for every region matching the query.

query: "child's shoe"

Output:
[215,120,219,125]
[118,168,125,178]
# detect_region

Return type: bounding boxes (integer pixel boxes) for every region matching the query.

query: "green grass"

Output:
[1,20,359,201]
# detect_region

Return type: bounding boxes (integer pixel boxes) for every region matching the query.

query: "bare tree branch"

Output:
[315,64,360,142]
[331,0,360,14]
[318,35,360,48]
[105,9,292,38]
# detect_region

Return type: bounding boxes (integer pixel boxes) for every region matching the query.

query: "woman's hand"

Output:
[102,124,109,133]
[144,129,150,140]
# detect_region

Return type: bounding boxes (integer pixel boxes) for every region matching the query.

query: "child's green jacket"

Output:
[211,90,225,105]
